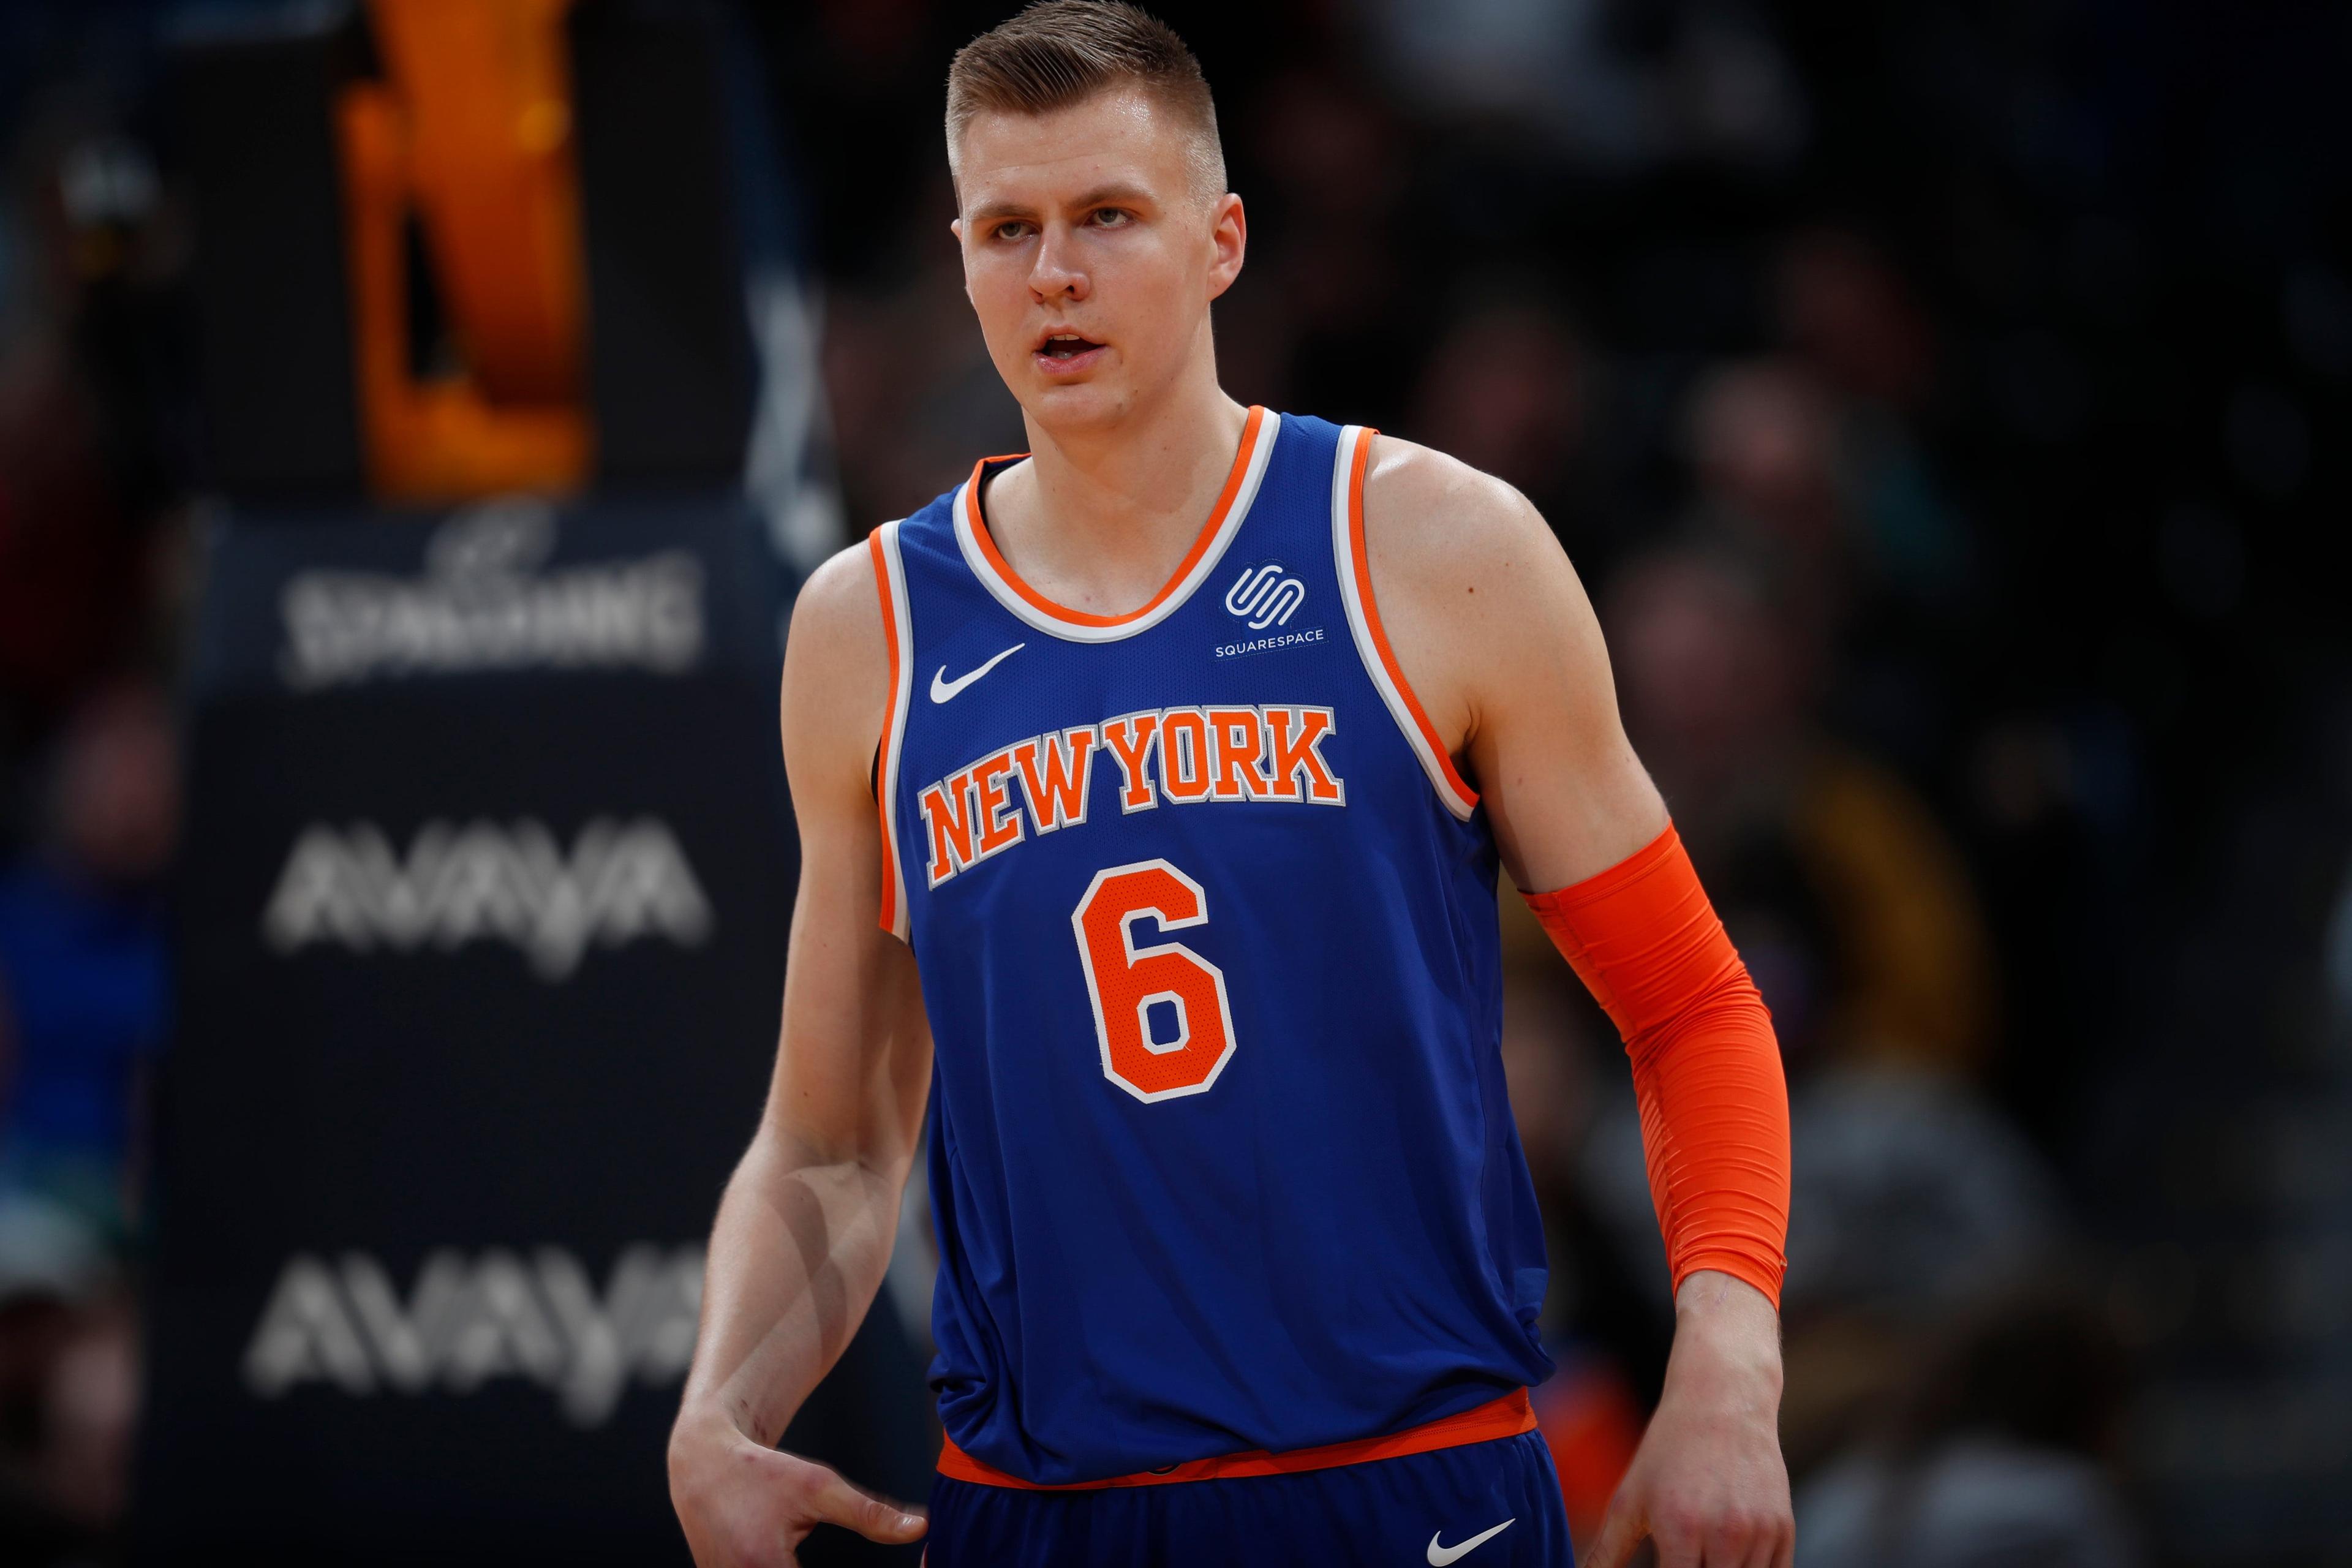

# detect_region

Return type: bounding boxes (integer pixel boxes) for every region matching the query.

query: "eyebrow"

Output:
[967,183,1155,224]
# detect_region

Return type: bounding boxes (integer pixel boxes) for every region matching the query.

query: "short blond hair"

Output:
[946,2,1225,198]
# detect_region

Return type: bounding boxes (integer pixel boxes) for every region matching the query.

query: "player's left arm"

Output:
[1363,436,1795,1568]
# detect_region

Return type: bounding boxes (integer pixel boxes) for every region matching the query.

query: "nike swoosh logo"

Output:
[1427,1518,1515,1566]
[930,643,1024,704]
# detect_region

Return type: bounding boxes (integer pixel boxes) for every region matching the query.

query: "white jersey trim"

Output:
[952,411,1281,644]
[1329,425,1480,821]
[874,520,916,941]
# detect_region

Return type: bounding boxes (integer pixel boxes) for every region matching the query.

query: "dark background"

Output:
[0,1,2346,1564]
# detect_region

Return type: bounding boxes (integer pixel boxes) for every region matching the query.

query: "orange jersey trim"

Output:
[935,1389,1536,1491]
[960,405,1269,630]
[1341,428,1479,811]
[867,527,904,937]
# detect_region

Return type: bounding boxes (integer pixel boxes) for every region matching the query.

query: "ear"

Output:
[1205,191,1246,303]
[949,217,965,243]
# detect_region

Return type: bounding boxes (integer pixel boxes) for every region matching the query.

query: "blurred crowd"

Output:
[0,1,2344,1564]
[0,6,184,1559]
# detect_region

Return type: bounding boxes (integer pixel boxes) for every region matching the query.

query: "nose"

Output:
[1028,219,1090,303]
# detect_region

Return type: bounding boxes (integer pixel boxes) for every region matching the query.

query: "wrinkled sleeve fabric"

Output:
[1521,823,1790,1306]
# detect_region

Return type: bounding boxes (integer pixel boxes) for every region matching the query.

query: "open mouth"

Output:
[1036,331,1103,362]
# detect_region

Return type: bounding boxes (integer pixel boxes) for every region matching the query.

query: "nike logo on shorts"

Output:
[1427,1518,1515,1564]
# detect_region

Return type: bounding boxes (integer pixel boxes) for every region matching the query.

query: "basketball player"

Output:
[670,6,1793,1564]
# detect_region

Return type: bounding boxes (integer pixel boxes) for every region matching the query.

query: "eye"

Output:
[992,220,1033,241]
[1088,208,1134,228]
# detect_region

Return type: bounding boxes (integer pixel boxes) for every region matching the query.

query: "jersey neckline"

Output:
[952,407,1280,644]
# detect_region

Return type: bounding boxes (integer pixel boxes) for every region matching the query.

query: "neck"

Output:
[987,366,1249,615]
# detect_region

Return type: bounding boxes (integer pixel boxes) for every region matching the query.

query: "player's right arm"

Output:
[668,544,933,1567]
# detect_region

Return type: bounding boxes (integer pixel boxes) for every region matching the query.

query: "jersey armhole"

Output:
[867,522,916,941]
[1329,426,1480,821]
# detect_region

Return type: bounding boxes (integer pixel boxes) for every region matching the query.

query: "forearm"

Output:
[1624,964,1790,1302]
[676,1128,910,1448]
[1670,1268,1784,1399]
[665,1115,932,1560]
[1523,822,1790,1305]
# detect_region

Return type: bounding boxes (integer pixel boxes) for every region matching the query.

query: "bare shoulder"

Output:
[1359,434,1573,612]
[1359,433,1592,653]
[791,538,888,652]
[780,538,891,790]
[1361,435,1557,564]
[1359,444,1657,885]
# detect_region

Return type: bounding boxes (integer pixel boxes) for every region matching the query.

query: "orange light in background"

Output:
[1533,1359,1645,1550]
[337,0,592,502]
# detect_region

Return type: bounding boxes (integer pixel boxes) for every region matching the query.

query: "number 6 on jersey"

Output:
[1071,859,1238,1102]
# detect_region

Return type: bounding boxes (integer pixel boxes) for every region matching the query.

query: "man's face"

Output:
[952,87,1243,432]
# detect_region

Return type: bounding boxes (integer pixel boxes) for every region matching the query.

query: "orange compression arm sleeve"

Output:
[1522,823,1790,1307]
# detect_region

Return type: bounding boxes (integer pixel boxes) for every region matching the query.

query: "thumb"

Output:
[804,1467,929,1545]
[1581,1493,1645,1568]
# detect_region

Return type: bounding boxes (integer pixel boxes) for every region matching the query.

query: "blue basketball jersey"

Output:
[868,409,1553,1486]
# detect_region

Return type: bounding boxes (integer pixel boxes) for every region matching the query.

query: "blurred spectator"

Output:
[1771,228,1974,703]
[1243,67,1417,421]
[1589,538,2066,1474]
[1779,1069,2058,1326]
[1688,330,1972,787]
[0,98,181,764]
[821,173,1025,529]
[0,678,175,1248]
[1604,542,1995,1074]
[0,1243,132,1564]
[1795,1294,2139,1568]
[1407,292,1593,537]
[0,328,148,748]
[1360,0,1805,172]
[1683,359,1852,647]
[1777,228,1936,417]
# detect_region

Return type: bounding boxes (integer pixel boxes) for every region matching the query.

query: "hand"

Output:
[670,1408,927,1567]
[1585,1272,1793,1568]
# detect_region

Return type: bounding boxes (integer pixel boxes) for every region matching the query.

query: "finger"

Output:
[1581,1498,1645,1568]
[1650,1518,1702,1568]
[804,1468,929,1544]
[1726,1525,1777,1568]
[1717,1513,1790,1568]
[1728,1509,1795,1568]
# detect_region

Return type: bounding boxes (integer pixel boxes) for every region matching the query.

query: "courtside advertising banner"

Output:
[137,494,802,1563]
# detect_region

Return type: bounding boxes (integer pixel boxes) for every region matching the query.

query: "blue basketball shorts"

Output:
[924,1429,1573,1567]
